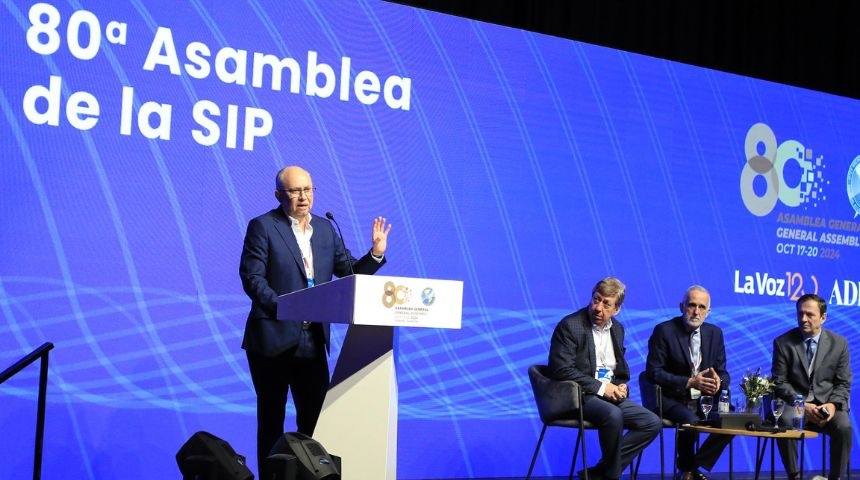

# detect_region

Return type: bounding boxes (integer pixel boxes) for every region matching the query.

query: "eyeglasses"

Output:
[280,187,316,199]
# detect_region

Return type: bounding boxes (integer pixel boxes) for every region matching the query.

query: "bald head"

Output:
[274,166,314,220]
[276,166,310,190]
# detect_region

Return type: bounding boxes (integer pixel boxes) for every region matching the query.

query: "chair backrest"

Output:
[528,364,581,424]
[638,370,659,413]
[639,371,678,428]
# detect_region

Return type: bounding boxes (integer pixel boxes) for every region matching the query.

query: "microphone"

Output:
[326,211,355,275]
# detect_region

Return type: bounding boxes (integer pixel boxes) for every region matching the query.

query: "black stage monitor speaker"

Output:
[176,431,254,480]
[268,432,340,480]
[261,453,298,480]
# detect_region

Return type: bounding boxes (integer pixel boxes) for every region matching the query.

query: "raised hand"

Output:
[371,216,392,256]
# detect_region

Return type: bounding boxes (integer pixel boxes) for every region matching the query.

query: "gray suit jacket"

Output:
[771,327,851,411]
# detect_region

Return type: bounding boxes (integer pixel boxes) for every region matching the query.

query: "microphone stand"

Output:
[325,211,355,275]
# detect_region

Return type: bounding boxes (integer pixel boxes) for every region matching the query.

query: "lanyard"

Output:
[302,255,313,279]
[688,331,703,399]
[689,330,701,374]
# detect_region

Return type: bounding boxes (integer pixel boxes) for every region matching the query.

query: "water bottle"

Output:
[792,394,805,430]
[718,389,730,414]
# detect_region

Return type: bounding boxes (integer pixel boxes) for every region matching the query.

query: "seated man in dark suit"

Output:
[772,293,852,480]
[645,285,732,480]
[549,277,661,480]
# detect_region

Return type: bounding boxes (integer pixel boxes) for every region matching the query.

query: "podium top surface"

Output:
[277,274,463,329]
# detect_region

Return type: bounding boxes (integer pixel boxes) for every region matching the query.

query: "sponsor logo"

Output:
[382,280,411,308]
[848,155,860,218]
[740,123,826,217]
[830,279,860,306]
[733,269,819,299]
[421,287,436,306]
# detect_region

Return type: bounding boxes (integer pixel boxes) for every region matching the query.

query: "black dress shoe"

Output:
[685,469,709,480]
[577,466,604,480]
[676,470,709,480]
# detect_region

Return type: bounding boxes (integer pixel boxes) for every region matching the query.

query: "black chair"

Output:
[526,364,592,480]
[636,371,680,480]
[525,365,642,480]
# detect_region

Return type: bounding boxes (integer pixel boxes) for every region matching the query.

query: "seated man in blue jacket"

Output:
[549,277,661,480]
[645,285,732,480]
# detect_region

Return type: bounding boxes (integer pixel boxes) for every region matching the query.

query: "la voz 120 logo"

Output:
[740,123,826,217]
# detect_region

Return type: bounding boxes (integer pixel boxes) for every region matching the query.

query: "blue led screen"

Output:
[3,1,860,478]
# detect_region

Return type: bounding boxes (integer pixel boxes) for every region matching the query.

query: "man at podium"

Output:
[239,166,392,471]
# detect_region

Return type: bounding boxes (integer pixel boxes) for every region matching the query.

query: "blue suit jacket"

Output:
[239,208,386,356]
[645,316,729,405]
[548,307,630,396]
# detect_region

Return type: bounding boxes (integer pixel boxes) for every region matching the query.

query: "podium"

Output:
[277,274,463,480]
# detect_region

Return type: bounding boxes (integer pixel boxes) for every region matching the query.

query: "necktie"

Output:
[806,338,816,365]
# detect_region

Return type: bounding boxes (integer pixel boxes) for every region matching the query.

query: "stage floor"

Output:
[415,473,852,480]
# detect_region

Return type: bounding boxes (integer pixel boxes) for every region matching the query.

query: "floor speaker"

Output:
[176,431,254,480]
[261,453,298,480]
[269,432,340,480]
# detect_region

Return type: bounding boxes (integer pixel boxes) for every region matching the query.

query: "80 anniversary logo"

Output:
[740,123,826,217]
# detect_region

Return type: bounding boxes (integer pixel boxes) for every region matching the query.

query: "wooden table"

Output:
[680,424,818,480]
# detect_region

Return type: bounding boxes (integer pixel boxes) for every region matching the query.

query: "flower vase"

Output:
[746,396,763,419]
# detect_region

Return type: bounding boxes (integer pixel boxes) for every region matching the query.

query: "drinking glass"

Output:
[700,396,713,420]
[771,398,785,427]
[735,395,746,413]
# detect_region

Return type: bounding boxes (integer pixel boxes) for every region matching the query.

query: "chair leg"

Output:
[633,450,643,480]
[569,428,584,480]
[659,427,665,480]
[580,426,588,480]
[674,427,679,478]
[526,424,548,480]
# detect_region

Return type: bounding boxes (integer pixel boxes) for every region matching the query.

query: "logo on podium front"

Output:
[420,287,436,306]
[382,281,411,308]
[356,276,462,329]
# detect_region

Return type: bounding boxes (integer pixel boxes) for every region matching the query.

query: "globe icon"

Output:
[849,155,860,217]
[421,288,436,306]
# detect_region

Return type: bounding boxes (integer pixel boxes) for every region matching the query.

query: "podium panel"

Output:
[276,275,462,480]
[314,346,397,479]
[277,274,463,329]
